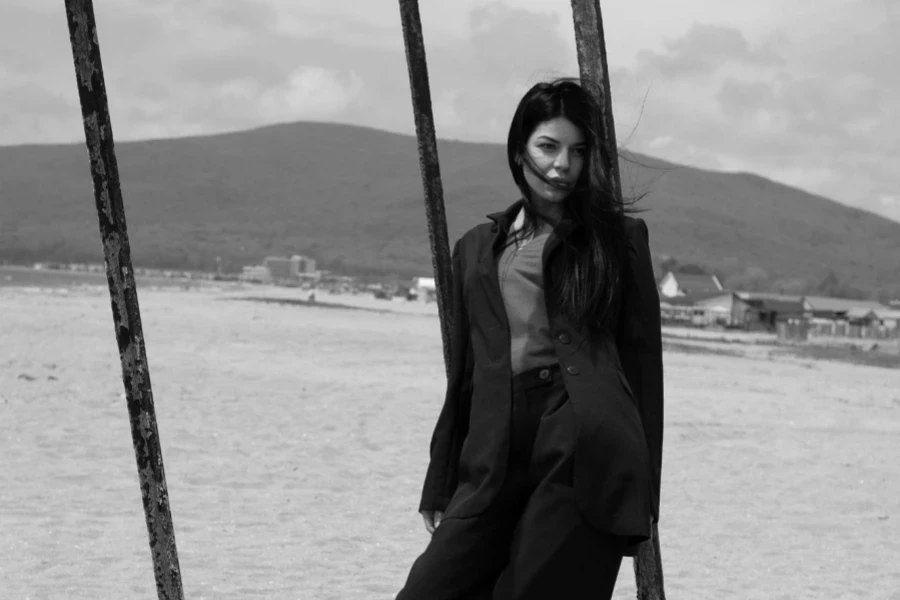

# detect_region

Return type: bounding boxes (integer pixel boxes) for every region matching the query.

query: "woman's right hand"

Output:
[420,509,444,534]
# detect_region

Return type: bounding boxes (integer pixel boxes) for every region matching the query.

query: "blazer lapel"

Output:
[480,198,523,275]
[481,199,581,312]
[477,199,523,332]
[541,215,579,313]
[542,215,578,261]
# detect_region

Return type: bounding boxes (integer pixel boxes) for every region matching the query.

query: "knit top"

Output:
[496,208,559,375]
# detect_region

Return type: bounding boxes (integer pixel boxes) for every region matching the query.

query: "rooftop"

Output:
[803,295,889,312]
[671,273,721,289]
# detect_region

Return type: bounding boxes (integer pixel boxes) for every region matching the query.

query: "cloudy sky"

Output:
[1,0,898,222]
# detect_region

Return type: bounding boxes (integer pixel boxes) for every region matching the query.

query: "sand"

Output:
[1,285,898,600]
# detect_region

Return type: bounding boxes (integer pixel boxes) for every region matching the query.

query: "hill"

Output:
[1,121,898,299]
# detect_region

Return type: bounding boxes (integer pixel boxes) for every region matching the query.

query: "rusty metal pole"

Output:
[570,0,624,199]
[397,0,454,376]
[570,2,666,599]
[63,2,185,599]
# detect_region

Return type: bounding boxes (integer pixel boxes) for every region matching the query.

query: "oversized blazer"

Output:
[418,198,664,549]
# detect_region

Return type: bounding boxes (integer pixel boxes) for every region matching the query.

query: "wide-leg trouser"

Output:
[396,363,625,600]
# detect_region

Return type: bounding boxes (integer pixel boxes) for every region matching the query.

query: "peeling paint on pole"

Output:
[397,0,454,376]
[63,2,185,599]
[570,0,622,202]
[570,1,667,598]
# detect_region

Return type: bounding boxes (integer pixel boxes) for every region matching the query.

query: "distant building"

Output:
[240,265,272,283]
[778,303,900,344]
[409,276,437,302]
[692,291,738,326]
[292,254,316,274]
[659,291,732,326]
[874,308,900,330]
[802,295,889,318]
[657,271,723,299]
[737,293,806,330]
[799,297,899,331]
[262,255,318,280]
[660,290,806,330]
[263,256,298,280]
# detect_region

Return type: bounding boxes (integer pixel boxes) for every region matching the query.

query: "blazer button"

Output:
[558,333,571,344]
[566,365,579,376]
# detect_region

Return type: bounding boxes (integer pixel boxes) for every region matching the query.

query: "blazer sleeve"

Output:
[617,218,664,523]
[418,238,474,513]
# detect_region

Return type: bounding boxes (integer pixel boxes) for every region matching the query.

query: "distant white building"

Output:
[658,271,723,299]
[262,255,318,280]
[292,254,317,274]
[239,265,272,283]
[802,295,888,315]
[875,308,900,329]
[409,276,437,302]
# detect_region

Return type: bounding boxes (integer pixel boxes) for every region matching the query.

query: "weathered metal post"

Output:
[397,0,454,376]
[63,2,185,599]
[570,1,667,598]
[570,0,623,200]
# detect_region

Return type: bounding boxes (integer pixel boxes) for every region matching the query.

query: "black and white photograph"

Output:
[1,1,898,599]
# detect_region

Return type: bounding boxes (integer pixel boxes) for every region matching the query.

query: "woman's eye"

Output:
[572,148,586,156]
[538,143,556,150]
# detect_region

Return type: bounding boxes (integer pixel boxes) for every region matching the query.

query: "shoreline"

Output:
[3,270,898,370]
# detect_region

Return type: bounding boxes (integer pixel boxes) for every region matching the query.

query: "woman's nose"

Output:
[554,150,570,172]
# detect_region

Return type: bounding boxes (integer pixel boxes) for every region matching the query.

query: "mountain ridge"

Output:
[1,121,898,299]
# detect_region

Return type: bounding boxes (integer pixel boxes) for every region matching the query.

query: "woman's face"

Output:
[521,116,586,205]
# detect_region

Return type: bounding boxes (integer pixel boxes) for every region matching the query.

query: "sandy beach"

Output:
[1,284,898,599]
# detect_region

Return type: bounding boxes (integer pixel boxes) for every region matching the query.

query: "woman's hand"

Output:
[420,509,444,534]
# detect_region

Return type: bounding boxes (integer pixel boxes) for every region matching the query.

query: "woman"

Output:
[396,78,663,600]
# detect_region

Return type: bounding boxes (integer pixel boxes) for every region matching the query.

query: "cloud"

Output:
[0,0,897,222]
[607,6,899,221]
[0,9,367,142]
[0,2,576,145]
[635,24,783,78]
[464,4,571,85]
[258,67,364,119]
[176,53,292,89]
[403,3,578,142]
[202,0,280,33]
[2,82,73,115]
[0,80,82,146]
[876,195,900,224]
[167,66,364,136]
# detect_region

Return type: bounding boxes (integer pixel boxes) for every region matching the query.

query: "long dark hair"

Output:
[507,78,639,335]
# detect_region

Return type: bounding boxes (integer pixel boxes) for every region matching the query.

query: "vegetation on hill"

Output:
[1,121,899,300]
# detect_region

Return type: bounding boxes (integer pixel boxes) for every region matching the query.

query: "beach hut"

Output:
[408,276,437,302]
[736,293,806,331]
[657,271,723,299]
[874,307,900,330]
